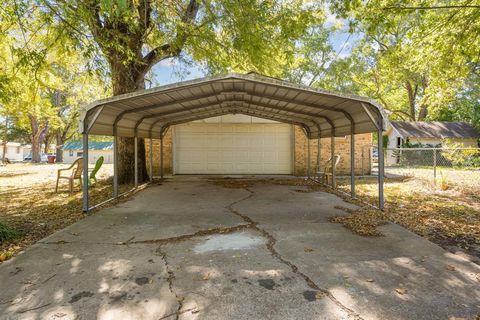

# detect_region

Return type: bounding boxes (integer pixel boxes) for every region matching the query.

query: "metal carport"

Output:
[79,73,386,211]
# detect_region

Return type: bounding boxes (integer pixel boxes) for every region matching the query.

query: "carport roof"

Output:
[80,73,386,139]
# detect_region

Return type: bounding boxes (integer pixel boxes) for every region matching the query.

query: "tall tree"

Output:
[1,3,106,162]
[30,0,321,183]
[323,0,480,121]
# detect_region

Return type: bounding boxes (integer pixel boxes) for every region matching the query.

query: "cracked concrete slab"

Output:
[161,229,351,320]
[42,181,247,244]
[0,243,178,320]
[232,181,480,319]
[1,177,479,319]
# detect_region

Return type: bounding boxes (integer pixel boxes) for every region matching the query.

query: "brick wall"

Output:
[293,126,372,176]
[145,125,372,176]
[145,129,173,175]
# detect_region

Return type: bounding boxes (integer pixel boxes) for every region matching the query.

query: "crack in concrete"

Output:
[38,182,362,318]
[226,187,364,320]
[157,246,184,320]
[40,224,253,246]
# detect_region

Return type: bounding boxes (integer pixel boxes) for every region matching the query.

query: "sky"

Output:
[151,10,361,87]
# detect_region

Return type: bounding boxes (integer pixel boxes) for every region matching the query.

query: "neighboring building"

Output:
[145,115,373,176]
[63,141,113,164]
[0,142,24,161]
[22,145,31,159]
[384,121,480,164]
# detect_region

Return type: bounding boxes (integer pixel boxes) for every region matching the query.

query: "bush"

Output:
[0,222,18,242]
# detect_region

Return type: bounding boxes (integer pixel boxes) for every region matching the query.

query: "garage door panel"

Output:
[175,123,292,174]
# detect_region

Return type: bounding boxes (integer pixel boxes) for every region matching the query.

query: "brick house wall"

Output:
[145,129,173,176]
[293,126,372,176]
[145,125,372,176]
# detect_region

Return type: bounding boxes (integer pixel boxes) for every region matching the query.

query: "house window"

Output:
[396,137,402,148]
[77,152,83,157]
[69,150,73,156]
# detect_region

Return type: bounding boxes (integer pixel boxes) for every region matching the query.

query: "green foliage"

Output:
[442,139,480,168]
[439,171,449,191]
[0,2,108,159]
[0,222,18,242]
[323,1,480,124]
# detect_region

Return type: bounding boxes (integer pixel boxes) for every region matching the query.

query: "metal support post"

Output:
[378,125,385,210]
[307,138,311,178]
[160,135,164,179]
[149,138,153,182]
[82,133,89,213]
[331,131,335,188]
[113,135,118,197]
[134,135,138,187]
[317,137,321,168]
[350,125,356,198]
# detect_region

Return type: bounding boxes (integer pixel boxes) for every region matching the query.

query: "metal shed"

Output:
[80,73,386,211]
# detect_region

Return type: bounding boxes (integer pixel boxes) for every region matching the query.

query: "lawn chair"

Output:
[315,155,341,186]
[88,156,104,184]
[55,158,83,193]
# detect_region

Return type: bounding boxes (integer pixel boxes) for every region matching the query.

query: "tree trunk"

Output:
[2,117,7,160]
[111,60,148,184]
[55,131,64,162]
[31,138,41,162]
[44,134,50,154]
[405,81,417,120]
[417,105,428,120]
[29,116,48,163]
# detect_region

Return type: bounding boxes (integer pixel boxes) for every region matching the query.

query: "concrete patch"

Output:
[193,232,264,253]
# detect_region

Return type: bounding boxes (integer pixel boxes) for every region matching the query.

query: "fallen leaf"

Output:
[395,288,407,295]
[304,247,314,252]
[315,292,326,299]
[202,273,210,281]
[366,279,375,282]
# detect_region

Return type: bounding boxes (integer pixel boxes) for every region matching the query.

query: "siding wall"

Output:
[63,150,113,164]
[0,145,24,161]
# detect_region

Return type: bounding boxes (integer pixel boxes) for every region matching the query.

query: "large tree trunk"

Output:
[31,139,41,162]
[405,81,417,121]
[44,133,50,154]
[29,116,48,163]
[55,131,64,162]
[2,117,7,160]
[111,60,148,184]
[417,105,428,120]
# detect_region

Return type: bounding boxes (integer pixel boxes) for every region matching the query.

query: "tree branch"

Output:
[384,5,480,10]
[141,0,200,72]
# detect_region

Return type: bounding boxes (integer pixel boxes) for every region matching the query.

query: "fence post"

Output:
[433,148,437,186]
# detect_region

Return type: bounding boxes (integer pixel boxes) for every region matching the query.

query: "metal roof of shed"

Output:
[80,73,386,139]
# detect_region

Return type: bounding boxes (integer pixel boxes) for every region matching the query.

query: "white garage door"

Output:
[174,123,292,174]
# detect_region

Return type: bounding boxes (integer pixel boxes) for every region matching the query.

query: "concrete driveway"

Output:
[1,177,479,320]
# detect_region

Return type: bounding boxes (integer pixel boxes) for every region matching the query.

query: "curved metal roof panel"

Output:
[80,73,386,139]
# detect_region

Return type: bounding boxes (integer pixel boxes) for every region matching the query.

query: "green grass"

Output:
[0,222,18,242]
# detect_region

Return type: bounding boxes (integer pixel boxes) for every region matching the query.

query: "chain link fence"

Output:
[383,147,480,189]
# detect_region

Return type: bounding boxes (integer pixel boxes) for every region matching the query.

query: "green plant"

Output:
[0,222,18,242]
[439,171,449,191]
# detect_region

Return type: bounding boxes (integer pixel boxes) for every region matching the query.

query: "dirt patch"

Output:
[208,178,257,189]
